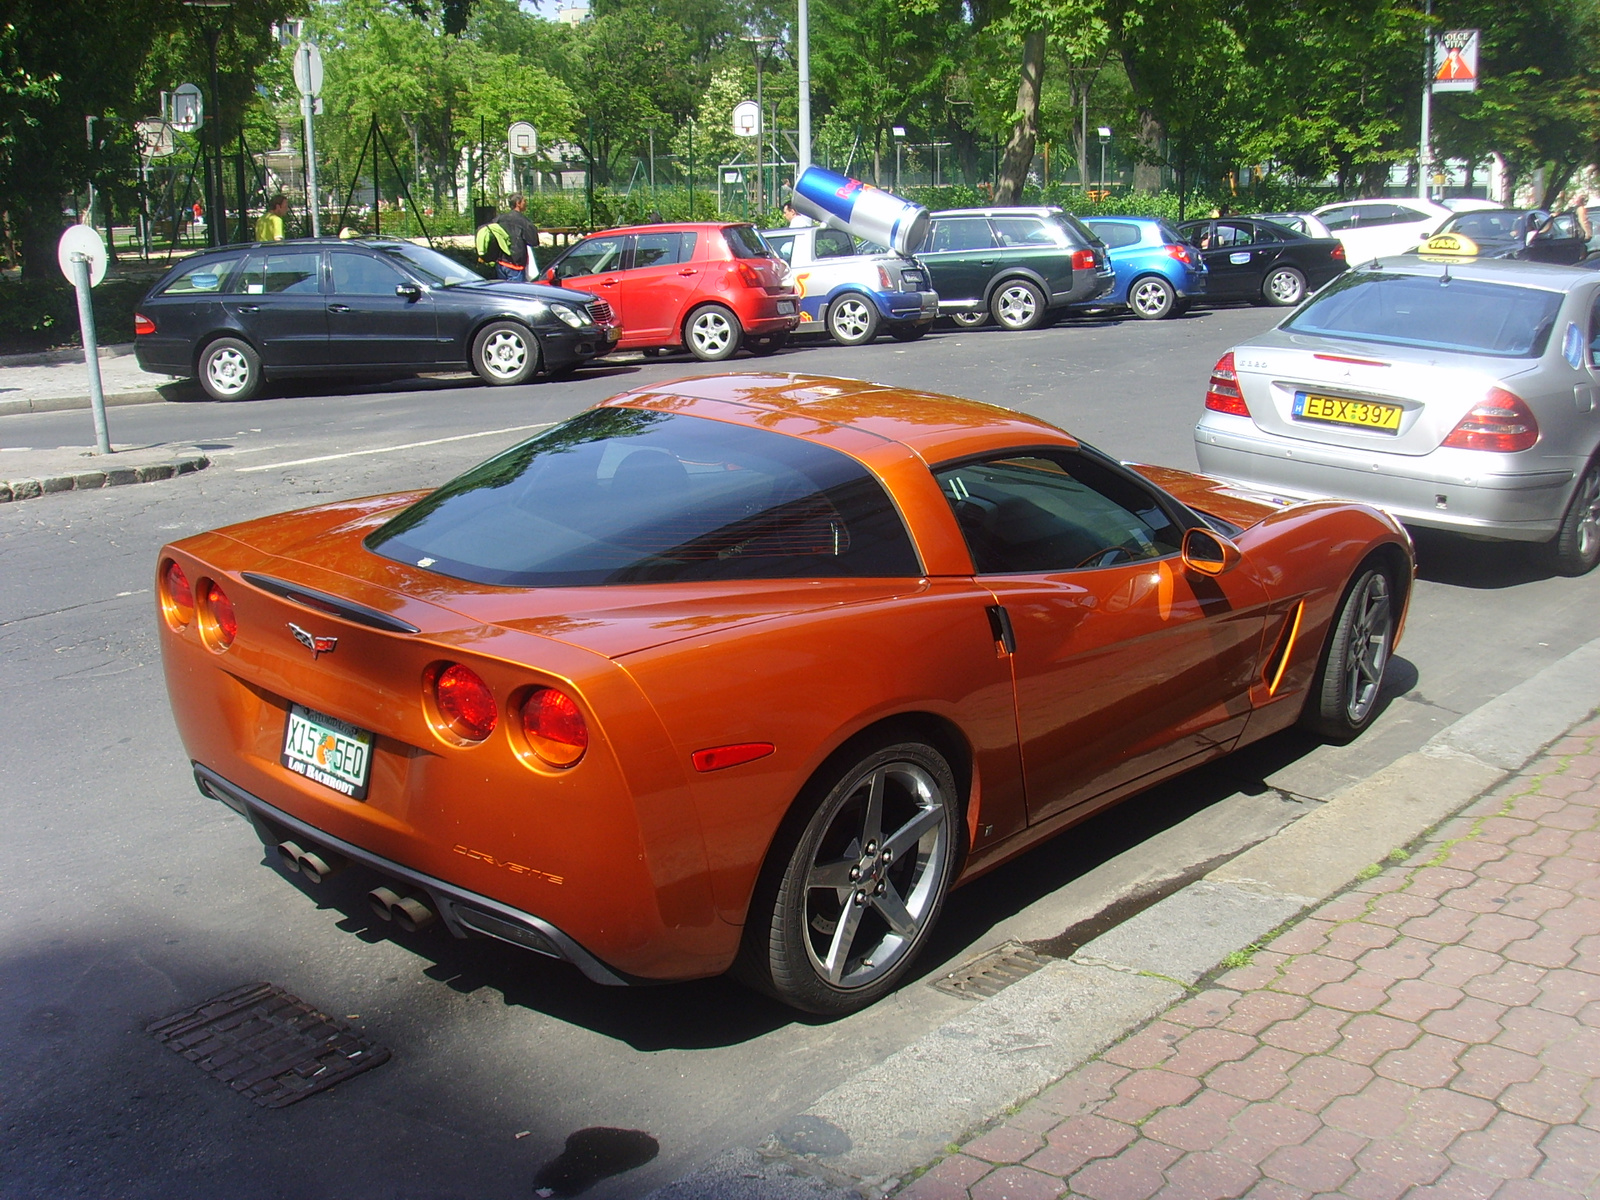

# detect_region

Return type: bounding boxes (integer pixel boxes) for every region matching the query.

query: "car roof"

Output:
[930,207,1063,218]
[1341,256,1595,291]
[1312,197,1450,214]
[584,222,747,236]
[1085,215,1162,224]
[601,373,1078,465]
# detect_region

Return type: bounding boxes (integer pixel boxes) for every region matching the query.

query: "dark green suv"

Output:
[919,207,1114,330]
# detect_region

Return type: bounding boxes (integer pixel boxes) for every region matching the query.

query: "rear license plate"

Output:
[282,704,373,800]
[777,300,795,314]
[1293,392,1402,433]
[902,272,925,289]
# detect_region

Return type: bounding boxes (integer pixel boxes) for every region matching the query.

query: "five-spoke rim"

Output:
[995,285,1038,327]
[1132,278,1173,317]
[831,298,872,341]
[951,311,986,327]
[206,347,251,396]
[691,311,733,354]
[1343,571,1392,723]
[481,329,527,379]
[803,760,949,990]
[1574,467,1600,559]
[1269,269,1304,304]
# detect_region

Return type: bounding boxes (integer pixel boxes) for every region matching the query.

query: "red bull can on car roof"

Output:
[791,165,931,257]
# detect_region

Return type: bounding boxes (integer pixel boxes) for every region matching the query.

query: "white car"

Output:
[759,224,939,345]
[1244,212,1335,240]
[1311,198,1454,263]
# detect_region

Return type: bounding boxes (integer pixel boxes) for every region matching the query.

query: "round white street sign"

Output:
[57,224,108,289]
[171,83,203,133]
[732,100,759,137]
[508,121,537,157]
[292,43,324,98]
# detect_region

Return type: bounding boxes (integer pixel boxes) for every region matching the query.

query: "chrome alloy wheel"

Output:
[1341,570,1392,724]
[1573,467,1600,561]
[480,328,528,380]
[994,283,1040,328]
[1131,276,1175,319]
[801,759,950,990]
[829,297,874,342]
[689,309,735,356]
[1266,267,1306,306]
[205,347,251,396]
[950,311,987,327]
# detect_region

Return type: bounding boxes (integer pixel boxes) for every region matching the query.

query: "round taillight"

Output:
[434,664,498,742]
[522,687,587,767]
[202,579,236,648]
[162,560,194,627]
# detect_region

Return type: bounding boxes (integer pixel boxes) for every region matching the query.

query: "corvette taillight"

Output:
[434,664,498,742]
[134,313,157,336]
[1205,352,1250,417]
[522,687,587,767]
[201,579,236,649]
[161,560,194,628]
[1072,248,1097,271]
[1442,388,1539,452]
[1165,244,1193,265]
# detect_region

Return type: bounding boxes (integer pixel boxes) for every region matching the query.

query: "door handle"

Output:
[678,268,698,276]
[328,304,352,313]
[600,278,619,287]
[985,605,1015,657]
[979,259,996,266]
[233,304,260,313]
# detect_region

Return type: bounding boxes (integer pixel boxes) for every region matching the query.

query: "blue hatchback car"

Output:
[1075,217,1208,320]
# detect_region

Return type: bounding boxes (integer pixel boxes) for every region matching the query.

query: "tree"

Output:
[568,10,696,183]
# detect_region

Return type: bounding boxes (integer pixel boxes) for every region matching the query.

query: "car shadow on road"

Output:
[1410,527,1556,588]
[156,365,642,405]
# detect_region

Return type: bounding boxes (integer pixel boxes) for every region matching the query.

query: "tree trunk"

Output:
[20,212,63,282]
[995,27,1046,205]
[1131,109,1162,193]
[950,124,979,186]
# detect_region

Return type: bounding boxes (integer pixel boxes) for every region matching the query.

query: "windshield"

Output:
[1443,211,1527,240]
[366,409,921,587]
[1282,271,1563,359]
[378,243,484,286]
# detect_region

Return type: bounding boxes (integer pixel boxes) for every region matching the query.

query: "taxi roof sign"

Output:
[1425,232,1479,256]
[1433,29,1479,93]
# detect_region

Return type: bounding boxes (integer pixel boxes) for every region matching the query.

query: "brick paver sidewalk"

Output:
[899,719,1600,1200]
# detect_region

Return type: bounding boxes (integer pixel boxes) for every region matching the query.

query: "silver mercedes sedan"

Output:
[1194,258,1600,575]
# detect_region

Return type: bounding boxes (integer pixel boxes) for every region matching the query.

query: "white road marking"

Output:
[235,423,554,473]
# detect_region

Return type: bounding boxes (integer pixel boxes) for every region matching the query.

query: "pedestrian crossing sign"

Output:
[1433,29,1479,93]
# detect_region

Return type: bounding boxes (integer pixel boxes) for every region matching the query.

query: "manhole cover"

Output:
[147,982,389,1107]
[932,942,1052,999]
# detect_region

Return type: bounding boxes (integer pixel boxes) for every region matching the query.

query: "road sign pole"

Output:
[300,43,322,236]
[798,0,811,173]
[70,255,112,455]
[1418,0,1432,201]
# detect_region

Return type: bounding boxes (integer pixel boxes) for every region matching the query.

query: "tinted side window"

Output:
[239,250,322,295]
[935,452,1183,574]
[814,228,855,259]
[554,235,625,281]
[1088,221,1142,249]
[1354,205,1404,227]
[331,251,408,294]
[723,225,773,258]
[1213,222,1256,247]
[764,234,796,265]
[164,256,242,295]
[1318,206,1357,231]
[929,219,995,253]
[990,217,1057,247]
[632,232,685,268]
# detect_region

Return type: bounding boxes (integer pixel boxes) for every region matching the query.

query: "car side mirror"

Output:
[542,267,558,285]
[1182,526,1242,576]
[395,283,422,300]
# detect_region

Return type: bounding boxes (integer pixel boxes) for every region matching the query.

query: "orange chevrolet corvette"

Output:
[158,374,1413,1014]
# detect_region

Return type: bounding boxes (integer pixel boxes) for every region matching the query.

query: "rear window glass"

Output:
[1283,272,1564,358]
[1053,213,1097,246]
[1088,221,1142,249]
[366,409,922,587]
[162,256,241,295]
[1446,211,1524,240]
[723,225,773,259]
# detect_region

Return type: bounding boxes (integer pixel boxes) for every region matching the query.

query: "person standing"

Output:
[254,194,289,242]
[495,193,540,280]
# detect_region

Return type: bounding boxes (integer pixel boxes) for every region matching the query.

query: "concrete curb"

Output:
[0,389,172,418]
[0,452,209,503]
[645,633,1600,1200]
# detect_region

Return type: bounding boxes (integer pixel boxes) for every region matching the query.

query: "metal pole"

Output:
[754,47,765,213]
[300,42,321,235]
[70,255,112,455]
[688,119,695,218]
[206,24,224,246]
[648,127,655,197]
[798,0,811,172]
[1418,0,1433,201]
[1100,142,1106,194]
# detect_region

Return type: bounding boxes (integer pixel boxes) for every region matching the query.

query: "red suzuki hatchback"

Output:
[539,222,799,360]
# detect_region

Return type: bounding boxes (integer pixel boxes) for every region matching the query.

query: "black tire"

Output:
[1128,275,1177,320]
[826,294,881,345]
[747,331,789,357]
[471,320,540,385]
[684,304,743,361]
[1299,563,1397,742]
[949,311,987,328]
[1546,457,1600,576]
[197,337,262,402]
[1263,265,1307,307]
[888,321,932,342]
[736,740,960,1015]
[990,278,1048,330]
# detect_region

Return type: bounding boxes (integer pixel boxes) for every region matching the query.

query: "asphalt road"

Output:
[3,308,1597,1200]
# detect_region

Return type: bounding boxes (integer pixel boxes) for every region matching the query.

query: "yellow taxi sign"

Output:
[1423,231,1479,255]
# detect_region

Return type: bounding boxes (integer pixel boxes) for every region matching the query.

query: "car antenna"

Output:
[1440,260,1451,284]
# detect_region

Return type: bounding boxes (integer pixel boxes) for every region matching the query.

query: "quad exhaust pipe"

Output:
[277,840,347,885]
[368,885,437,932]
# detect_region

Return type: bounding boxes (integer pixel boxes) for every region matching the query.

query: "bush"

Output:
[0,275,150,355]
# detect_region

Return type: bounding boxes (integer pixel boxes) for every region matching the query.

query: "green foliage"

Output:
[0,275,148,355]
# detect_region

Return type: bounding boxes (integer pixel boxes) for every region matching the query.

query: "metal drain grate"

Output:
[147,982,389,1107]
[932,942,1053,999]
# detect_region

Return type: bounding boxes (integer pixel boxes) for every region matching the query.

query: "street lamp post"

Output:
[893,126,906,191]
[743,34,776,212]
[1097,125,1112,194]
[797,0,811,171]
